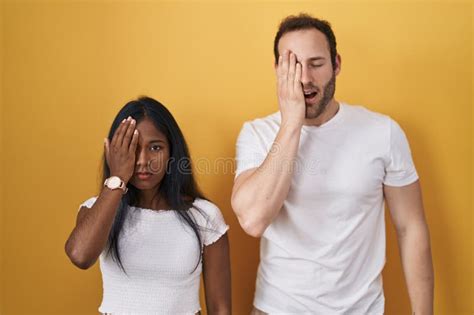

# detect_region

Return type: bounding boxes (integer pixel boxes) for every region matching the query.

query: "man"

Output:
[231,14,434,314]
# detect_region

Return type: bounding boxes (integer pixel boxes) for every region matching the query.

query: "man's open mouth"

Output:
[304,91,318,100]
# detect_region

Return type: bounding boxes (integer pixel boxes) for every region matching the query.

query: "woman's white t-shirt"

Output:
[78,197,228,315]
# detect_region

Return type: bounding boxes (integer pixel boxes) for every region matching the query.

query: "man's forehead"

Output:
[278,29,330,58]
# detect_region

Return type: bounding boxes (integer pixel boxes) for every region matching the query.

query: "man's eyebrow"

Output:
[308,56,326,62]
[295,56,326,63]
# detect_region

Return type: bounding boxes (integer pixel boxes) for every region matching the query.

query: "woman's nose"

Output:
[135,149,148,166]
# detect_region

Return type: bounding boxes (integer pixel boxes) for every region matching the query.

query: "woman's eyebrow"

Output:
[149,139,166,144]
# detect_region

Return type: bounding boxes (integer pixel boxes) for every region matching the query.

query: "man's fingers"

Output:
[281,50,289,81]
[288,52,296,84]
[294,62,302,91]
[276,55,283,79]
[276,56,286,94]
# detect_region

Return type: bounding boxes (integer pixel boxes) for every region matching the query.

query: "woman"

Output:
[65,96,231,314]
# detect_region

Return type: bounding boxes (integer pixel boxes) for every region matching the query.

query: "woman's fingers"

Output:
[121,118,136,148]
[104,116,139,182]
[111,118,127,148]
[129,129,139,154]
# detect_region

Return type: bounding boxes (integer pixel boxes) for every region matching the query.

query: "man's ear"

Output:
[334,54,342,76]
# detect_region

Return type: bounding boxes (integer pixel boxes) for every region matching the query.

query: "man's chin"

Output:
[305,104,322,119]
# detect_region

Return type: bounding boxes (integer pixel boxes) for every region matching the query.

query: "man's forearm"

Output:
[398,222,434,315]
[232,122,302,236]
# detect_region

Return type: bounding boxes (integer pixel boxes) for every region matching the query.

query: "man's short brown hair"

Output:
[274,13,338,68]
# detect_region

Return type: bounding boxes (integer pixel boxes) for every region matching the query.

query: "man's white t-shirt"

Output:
[235,103,418,314]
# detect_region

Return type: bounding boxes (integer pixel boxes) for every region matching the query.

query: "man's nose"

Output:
[301,65,311,86]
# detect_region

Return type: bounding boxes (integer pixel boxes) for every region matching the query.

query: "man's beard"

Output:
[305,72,336,119]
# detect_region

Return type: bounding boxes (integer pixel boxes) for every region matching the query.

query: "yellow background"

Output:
[0,1,472,314]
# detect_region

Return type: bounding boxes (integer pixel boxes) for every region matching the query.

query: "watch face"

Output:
[108,176,121,188]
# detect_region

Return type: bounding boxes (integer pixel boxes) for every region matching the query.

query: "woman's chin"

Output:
[130,181,158,191]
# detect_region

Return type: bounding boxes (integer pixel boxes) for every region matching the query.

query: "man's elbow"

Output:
[233,208,269,238]
[231,193,271,237]
[238,216,267,237]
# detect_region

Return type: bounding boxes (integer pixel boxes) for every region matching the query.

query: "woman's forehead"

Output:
[136,118,167,141]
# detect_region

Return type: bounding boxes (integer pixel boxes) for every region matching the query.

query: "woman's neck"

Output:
[137,189,169,210]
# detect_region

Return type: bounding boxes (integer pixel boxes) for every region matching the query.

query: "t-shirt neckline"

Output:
[302,102,345,131]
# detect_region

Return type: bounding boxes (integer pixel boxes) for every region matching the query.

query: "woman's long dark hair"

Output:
[102,96,206,273]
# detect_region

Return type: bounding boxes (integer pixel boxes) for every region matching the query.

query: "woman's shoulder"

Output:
[191,198,229,245]
[191,198,221,216]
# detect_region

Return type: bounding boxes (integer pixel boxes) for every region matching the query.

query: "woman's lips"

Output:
[136,173,152,180]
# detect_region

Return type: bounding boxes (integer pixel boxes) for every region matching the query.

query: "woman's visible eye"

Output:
[150,145,161,151]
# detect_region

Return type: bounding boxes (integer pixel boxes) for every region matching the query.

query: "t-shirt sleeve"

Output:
[194,199,229,246]
[235,122,267,178]
[383,119,419,187]
[77,196,98,212]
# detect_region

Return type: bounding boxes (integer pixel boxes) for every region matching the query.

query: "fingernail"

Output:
[134,130,138,135]
[122,119,126,123]
[127,116,131,121]
[131,119,135,125]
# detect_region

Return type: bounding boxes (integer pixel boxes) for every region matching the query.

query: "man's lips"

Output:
[304,91,318,104]
[304,91,318,99]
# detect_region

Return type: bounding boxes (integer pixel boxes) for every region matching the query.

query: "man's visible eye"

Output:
[150,145,161,151]
[310,63,323,68]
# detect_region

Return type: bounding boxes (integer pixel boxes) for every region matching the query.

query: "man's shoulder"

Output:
[342,103,393,127]
[246,111,281,124]
[241,111,281,132]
